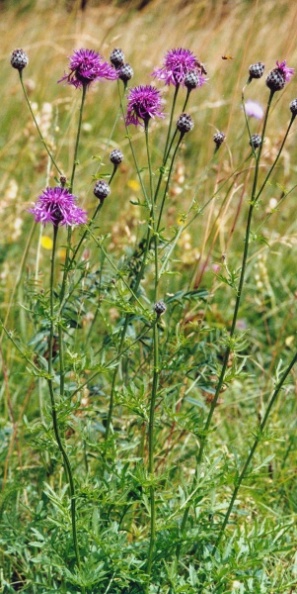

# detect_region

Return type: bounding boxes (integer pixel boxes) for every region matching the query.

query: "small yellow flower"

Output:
[40,235,53,250]
[128,179,140,191]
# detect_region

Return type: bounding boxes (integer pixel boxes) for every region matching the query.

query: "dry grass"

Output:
[2,0,297,285]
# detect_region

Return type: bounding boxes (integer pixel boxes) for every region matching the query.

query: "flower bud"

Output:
[118,64,134,83]
[93,180,111,201]
[109,149,124,165]
[154,301,167,316]
[249,134,262,149]
[184,71,200,90]
[110,48,125,69]
[289,98,297,117]
[213,131,225,149]
[248,62,265,80]
[11,48,29,71]
[266,69,285,91]
[176,113,194,134]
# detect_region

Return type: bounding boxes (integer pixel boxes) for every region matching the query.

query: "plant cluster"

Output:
[1,43,297,593]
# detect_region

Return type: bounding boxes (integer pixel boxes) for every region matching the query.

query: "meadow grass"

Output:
[1,1,297,593]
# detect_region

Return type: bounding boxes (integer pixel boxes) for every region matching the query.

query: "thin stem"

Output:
[146,318,160,582]
[70,83,87,192]
[118,83,149,208]
[104,93,155,440]
[255,114,296,200]
[177,88,276,557]
[215,349,297,547]
[145,122,160,587]
[145,122,154,207]
[249,89,274,201]
[59,84,87,306]
[163,84,180,161]
[156,133,183,231]
[47,225,80,569]
[0,220,36,344]
[198,88,275,464]
[163,88,189,164]
[19,71,63,176]
[152,86,182,209]
[66,202,103,273]
[60,163,119,312]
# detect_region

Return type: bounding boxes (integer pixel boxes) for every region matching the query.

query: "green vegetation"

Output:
[1,1,297,592]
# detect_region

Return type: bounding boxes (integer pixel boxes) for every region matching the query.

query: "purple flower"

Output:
[244,100,264,119]
[152,48,207,87]
[58,48,118,89]
[276,60,294,82]
[29,187,87,227]
[125,85,164,126]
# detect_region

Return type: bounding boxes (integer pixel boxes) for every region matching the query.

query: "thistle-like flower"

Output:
[266,60,294,92]
[58,48,118,89]
[11,48,29,71]
[276,60,294,82]
[125,85,164,126]
[29,187,87,227]
[244,100,264,119]
[152,48,207,87]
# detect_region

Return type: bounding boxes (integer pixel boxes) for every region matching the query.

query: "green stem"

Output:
[104,315,129,443]
[148,85,182,210]
[145,122,154,207]
[47,225,80,568]
[70,83,87,192]
[177,89,276,558]
[156,133,183,231]
[216,349,297,546]
[59,83,87,306]
[118,83,149,207]
[19,71,63,176]
[145,122,160,586]
[104,95,155,440]
[163,84,180,161]
[66,202,103,272]
[146,318,159,582]
[255,114,296,200]
[0,220,36,343]
[60,161,118,312]
[197,89,275,464]
[163,88,190,164]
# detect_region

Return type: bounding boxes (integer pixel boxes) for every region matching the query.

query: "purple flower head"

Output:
[125,85,164,126]
[244,100,264,119]
[58,48,118,89]
[276,60,294,82]
[152,48,207,87]
[29,187,87,227]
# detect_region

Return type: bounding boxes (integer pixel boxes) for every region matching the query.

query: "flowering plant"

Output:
[5,37,297,594]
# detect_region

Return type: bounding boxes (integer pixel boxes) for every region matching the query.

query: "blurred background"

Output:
[1,0,297,300]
